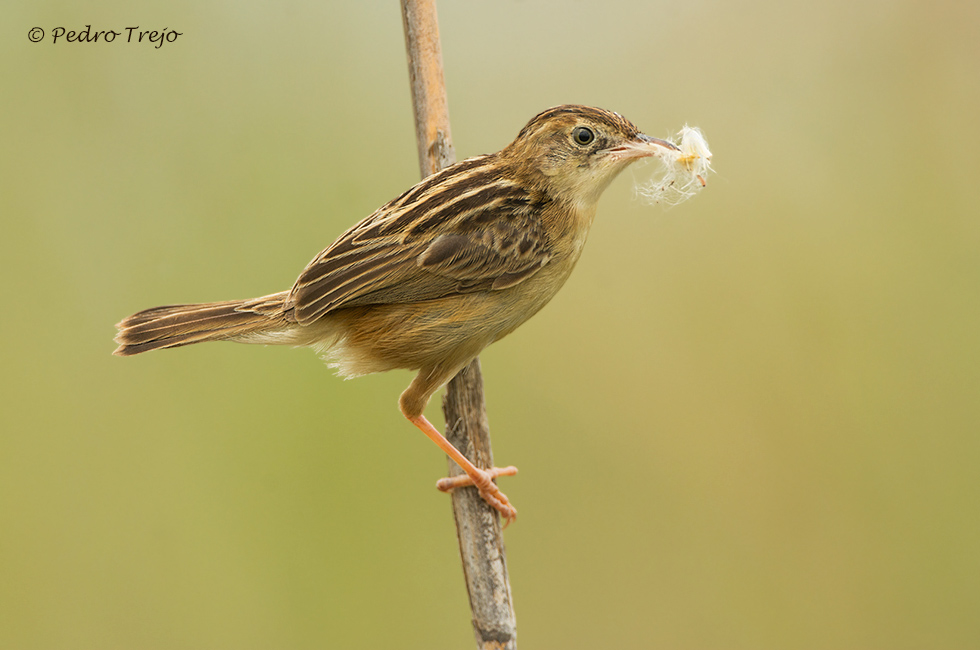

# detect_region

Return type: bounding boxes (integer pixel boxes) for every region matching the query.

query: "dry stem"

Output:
[399,2,517,648]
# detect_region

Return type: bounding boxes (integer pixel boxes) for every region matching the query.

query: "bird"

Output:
[114,104,679,525]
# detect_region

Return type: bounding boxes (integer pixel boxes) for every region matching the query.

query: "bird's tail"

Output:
[113,291,291,356]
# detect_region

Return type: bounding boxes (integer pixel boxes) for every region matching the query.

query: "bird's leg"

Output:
[405,413,518,526]
[400,368,519,524]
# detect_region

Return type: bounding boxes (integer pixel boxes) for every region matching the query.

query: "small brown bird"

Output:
[114,105,678,524]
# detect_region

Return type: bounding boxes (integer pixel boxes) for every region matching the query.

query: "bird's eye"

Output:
[572,126,595,146]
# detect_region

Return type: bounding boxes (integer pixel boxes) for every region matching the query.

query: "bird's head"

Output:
[501,105,678,207]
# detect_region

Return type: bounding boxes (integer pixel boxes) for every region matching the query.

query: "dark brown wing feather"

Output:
[416,212,552,290]
[288,155,553,324]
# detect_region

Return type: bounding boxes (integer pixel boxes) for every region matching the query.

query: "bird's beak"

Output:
[602,133,680,160]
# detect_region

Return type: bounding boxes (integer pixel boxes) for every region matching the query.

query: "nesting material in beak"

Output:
[638,126,714,206]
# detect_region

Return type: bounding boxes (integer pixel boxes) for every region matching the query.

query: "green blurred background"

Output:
[3,1,978,648]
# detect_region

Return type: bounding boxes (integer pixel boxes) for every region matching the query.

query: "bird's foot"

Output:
[436,465,518,526]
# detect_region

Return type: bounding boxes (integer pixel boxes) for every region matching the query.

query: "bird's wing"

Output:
[288,163,553,324]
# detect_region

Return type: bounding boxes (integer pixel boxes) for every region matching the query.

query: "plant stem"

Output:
[399,2,518,648]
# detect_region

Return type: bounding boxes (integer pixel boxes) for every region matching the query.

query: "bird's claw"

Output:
[436,465,518,526]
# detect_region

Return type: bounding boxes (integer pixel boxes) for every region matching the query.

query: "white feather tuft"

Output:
[637,125,713,207]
